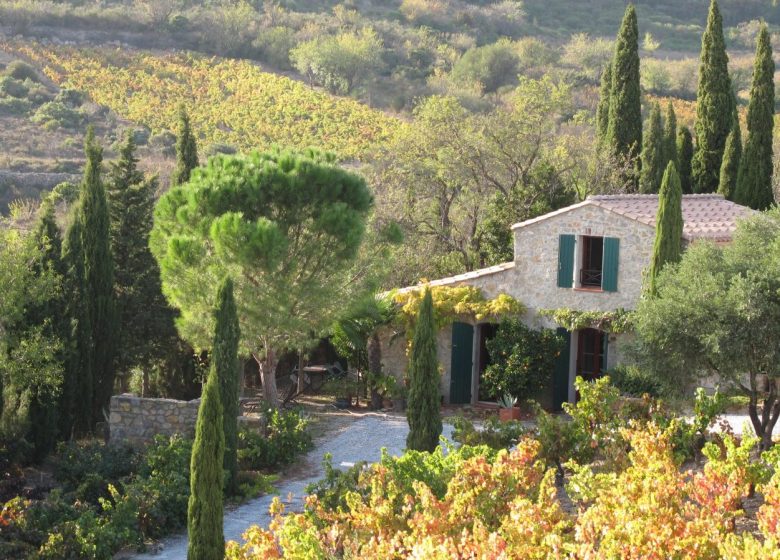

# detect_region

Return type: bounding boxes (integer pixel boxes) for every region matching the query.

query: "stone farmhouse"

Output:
[381,194,754,409]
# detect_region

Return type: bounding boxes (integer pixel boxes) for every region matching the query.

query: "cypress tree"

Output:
[596,62,613,148]
[406,289,442,452]
[676,126,694,194]
[171,105,199,188]
[734,23,775,210]
[79,127,117,426]
[108,132,180,390]
[692,0,734,193]
[717,110,742,200]
[648,161,683,296]
[61,214,92,436]
[606,4,642,164]
[663,100,678,169]
[640,102,665,194]
[212,277,240,496]
[187,345,225,560]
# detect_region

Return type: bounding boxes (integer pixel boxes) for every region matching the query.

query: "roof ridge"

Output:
[588,193,725,200]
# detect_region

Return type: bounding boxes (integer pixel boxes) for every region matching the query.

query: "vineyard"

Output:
[5,41,402,161]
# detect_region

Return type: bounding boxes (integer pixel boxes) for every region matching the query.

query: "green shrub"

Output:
[450,40,519,94]
[30,101,85,129]
[237,408,312,471]
[534,407,593,476]
[0,76,29,98]
[452,415,526,449]
[54,88,84,108]
[253,26,296,70]
[5,60,41,83]
[0,97,32,116]
[607,364,665,397]
[52,441,139,500]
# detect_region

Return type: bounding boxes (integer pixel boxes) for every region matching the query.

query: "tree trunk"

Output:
[368,332,382,410]
[297,350,306,394]
[255,348,279,408]
[748,390,780,451]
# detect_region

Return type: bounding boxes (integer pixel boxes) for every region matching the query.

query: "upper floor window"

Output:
[557,234,620,292]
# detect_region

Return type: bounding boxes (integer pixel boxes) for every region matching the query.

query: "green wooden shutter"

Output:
[557,234,575,288]
[602,237,620,292]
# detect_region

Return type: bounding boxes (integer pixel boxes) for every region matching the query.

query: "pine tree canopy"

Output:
[606,4,642,163]
[648,161,683,296]
[692,0,734,194]
[405,288,442,452]
[640,102,665,194]
[676,126,694,194]
[734,23,775,210]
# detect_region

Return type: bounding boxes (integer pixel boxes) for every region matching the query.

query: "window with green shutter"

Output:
[558,234,575,288]
[601,237,620,292]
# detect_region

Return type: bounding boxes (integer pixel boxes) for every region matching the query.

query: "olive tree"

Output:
[633,208,780,449]
[150,148,373,406]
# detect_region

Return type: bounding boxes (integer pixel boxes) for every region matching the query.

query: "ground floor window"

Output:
[577,327,606,381]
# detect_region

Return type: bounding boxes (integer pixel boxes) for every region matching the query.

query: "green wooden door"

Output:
[553,328,571,411]
[450,322,474,404]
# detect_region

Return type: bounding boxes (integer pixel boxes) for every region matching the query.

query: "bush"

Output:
[5,60,41,83]
[237,408,312,471]
[450,40,519,94]
[252,26,296,70]
[481,319,564,401]
[0,97,32,116]
[607,364,664,397]
[0,76,29,98]
[452,415,526,449]
[52,440,139,502]
[54,88,84,108]
[30,101,85,129]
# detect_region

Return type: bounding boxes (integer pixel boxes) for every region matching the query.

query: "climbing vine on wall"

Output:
[539,308,634,334]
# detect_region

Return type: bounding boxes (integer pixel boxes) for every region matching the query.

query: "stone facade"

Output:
[109,394,262,446]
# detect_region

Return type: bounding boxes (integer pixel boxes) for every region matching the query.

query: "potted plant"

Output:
[498,393,521,422]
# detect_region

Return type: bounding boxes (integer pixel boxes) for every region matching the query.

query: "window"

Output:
[580,236,603,288]
[576,328,607,381]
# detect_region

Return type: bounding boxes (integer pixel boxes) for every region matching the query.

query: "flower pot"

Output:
[498,407,522,422]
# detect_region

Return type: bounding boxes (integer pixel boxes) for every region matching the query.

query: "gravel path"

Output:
[131,413,454,560]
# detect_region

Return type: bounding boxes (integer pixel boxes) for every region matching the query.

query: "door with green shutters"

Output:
[553,328,571,410]
[450,322,474,404]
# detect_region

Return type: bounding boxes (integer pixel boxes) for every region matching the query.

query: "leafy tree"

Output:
[692,0,734,193]
[717,113,741,200]
[481,319,563,402]
[290,28,383,95]
[676,125,694,194]
[647,162,683,295]
[605,4,642,164]
[212,276,240,496]
[639,102,664,194]
[596,62,613,147]
[634,208,780,449]
[78,127,117,426]
[663,100,677,169]
[108,132,182,392]
[151,148,373,407]
[187,346,225,560]
[734,23,775,210]
[171,105,199,188]
[406,289,442,453]
[450,40,519,94]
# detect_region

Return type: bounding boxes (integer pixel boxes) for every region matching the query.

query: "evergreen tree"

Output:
[187,354,225,560]
[606,4,642,164]
[596,62,613,148]
[61,214,92,436]
[406,289,442,452]
[79,127,117,426]
[663,100,678,169]
[734,23,775,210]
[676,126,694,194]
[640,102,665,194]
[692,0,734,193]
[171,105,199,188]
[717,111,741,200]
[108,132,181,391]
[648,162,683,296]
[212,277,240,496]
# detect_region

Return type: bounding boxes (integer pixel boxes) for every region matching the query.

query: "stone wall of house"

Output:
[109,394,263,446]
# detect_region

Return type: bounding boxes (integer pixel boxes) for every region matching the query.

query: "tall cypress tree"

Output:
[79,127,117,426]
[676,126,694,194]
[717,110,742,200]
[212,277,240,496]
[596,62,613,148]
[61,213,92,436]
[663,100,678,169]
[648,162,683,296]
[108,132,181,391]
[187,342,225,560]
[692,0,734,193]
[640,102,665,194]
[734,23,775,210]
[171,105,199,188]
[606,4,642,164]
[406,289,442,452]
